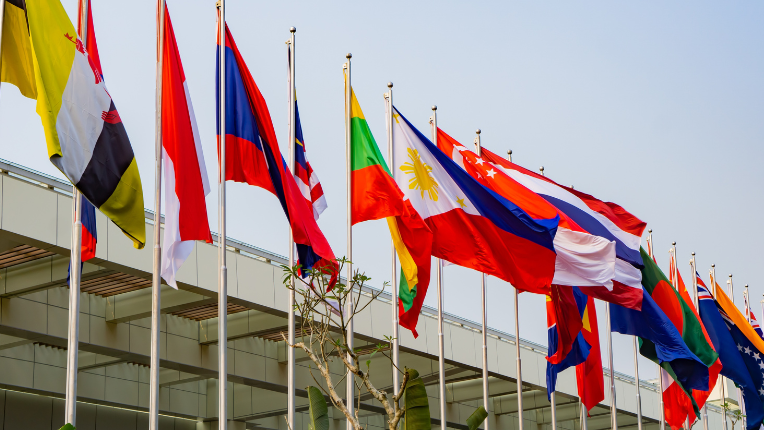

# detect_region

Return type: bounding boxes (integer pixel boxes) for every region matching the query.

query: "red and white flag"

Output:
[160,4,212,289]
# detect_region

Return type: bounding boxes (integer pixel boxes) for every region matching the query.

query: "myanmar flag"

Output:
[638,248,719,426]
[26,0,145,248]
[348,88,432,337]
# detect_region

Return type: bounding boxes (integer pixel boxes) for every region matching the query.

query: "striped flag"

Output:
[293,102,327,220]
[159,3,212,289]
[26,0,146,248]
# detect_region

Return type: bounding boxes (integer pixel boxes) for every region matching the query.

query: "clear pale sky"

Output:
[1,0,762,382]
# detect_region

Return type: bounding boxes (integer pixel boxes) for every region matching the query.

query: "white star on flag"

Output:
[475,158,485,165]
[486,169,497,178]
[759,361,764,370]
[739,344,744,351]
[755,352,761,360]
[760,387,764,396]
[745,347,752,355]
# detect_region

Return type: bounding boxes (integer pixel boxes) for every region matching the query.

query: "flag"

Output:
[658,253,722,428]
[158,3,211,289]
[437,129,616,288]
[293,101,327,220]
[347,90,431,336]
[391,107,558,293]
[576,295,604,413]
[480,147,645,309]
[744,290,764,341]
[26,0,146,248]
[217,20,336,279]
[546,285,591,399]
[697,278,764,430]
[0,0,36,98]
[67,193,97,285]
[614,248,718,401]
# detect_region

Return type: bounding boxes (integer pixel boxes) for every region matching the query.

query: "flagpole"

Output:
[385,82,400,393]
[669,244,691,430]
[63,2,91,425]
[287,26,296,430]
[506,150,523,430]
[709,265,729,430]
[742,284,750,430]
[647,230,666,430]
[148,1,166,429]
[605,302,618,430]
[473,130,491,430]
[217,1,228,429]
[580,400,587,430]
[633,336,643,430]
[344,52,355,430]
[690,253,709,430]
[727,274,744,427]
[428,106,447,430]
[536,167,557,430]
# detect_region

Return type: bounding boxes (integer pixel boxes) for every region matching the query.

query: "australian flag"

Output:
[697,281,764,430]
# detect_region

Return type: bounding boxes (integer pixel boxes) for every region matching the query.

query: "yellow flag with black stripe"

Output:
[26,0,145,248]
[1,0,37,98]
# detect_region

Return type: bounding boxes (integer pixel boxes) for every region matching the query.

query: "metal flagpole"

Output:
[148,1,166,429]
[473,129,490,430]
[647,230,665,430]
[287,26,296,430]
[743,284,751,430]
[506,150,523,430]
[606,301,618,430]
[690,253,709,430]
[385,82,400,393]
[63,1,91,424]
[580,400,588,430]
[429,106,447,430]
[633,336,643,430]
[727,274,744,428]
[537,166,557,430]
[217,1,228,428]
[344,52,355,430]
[710,265,729,430]
[669,244,690,430]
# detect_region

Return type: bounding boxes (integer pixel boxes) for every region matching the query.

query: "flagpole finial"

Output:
[290,27,296,33]
[476,129,481,135]
[508,149,512,155]
[712,264,715,268]
[729,274,733,278]
[672,241,676,246]
[692,252,695,256]
[346,53,352,59]
[388,82,393,88]
[539,166,545,175]
[649,229,652,233]
[432,105,437,111]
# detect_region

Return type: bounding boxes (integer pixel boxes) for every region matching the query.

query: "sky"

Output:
[1,0,763,382]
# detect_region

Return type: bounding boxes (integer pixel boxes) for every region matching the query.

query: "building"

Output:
[0,160,732,429]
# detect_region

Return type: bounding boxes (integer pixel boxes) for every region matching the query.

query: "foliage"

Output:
[721,401,745,429]
[401,369,432,430]
[282,258,419,430]
[307,386,330,430]
[58,425,75,430]
[466,406,488,430]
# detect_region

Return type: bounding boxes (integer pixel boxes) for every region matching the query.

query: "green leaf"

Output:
[401,369,431,430]
[466,406,488,430]
[59,425,75,430]
[306,386,329,430]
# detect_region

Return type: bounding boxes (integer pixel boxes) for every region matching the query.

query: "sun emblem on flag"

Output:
[401,148,439,201]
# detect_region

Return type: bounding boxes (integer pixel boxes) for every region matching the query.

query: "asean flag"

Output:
[160,3,212,289]
[216,20,337,279]
[391,107,557,293]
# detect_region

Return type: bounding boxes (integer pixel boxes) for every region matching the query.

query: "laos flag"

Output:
[216,20,336,279]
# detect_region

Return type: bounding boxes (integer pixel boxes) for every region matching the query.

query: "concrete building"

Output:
[0,160,734,429]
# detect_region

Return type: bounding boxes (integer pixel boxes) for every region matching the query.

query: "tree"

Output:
[282,258,429,430]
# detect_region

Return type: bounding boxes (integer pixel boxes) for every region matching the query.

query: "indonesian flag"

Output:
[159,3,212,289]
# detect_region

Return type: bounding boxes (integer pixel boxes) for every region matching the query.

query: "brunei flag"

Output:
[0,0,36,98]
[26,0,145,248]
[347,88,432,337]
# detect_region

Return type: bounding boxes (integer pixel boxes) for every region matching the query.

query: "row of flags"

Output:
[3,1,764,429]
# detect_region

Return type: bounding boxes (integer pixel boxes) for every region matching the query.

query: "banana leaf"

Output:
[401,369,431,430]
[466,406,488,430]
[307,386,330,430]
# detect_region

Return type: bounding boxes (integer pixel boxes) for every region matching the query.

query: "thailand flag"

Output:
[437,129,616,288]
[294,102,327,220]
[391,107,558,293]
[159,4,212,289]
[217,20,337,279]
[480,148,646,309]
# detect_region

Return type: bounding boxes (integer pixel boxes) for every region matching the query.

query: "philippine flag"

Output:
[480,148,647,309]
[391,108,558,293]
[160,3,212,289]
[217,20,337,278]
